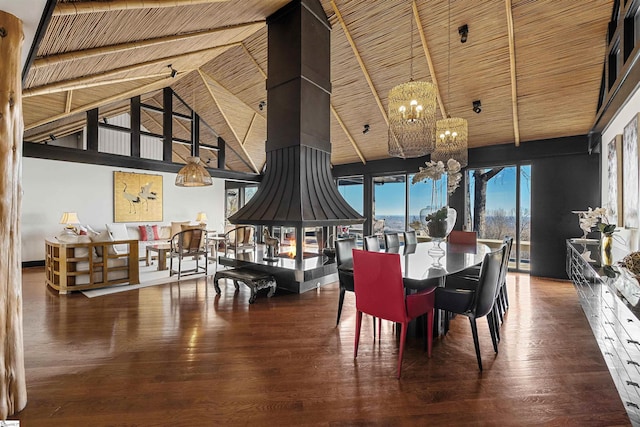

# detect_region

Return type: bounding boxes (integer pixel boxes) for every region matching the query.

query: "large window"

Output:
[337,176,364,240]
[373,175,406,234]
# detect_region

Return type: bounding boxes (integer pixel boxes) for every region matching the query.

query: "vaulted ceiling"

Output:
[22,0,613,174]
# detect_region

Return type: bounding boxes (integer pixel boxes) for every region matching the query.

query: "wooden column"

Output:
[0,10,27,417]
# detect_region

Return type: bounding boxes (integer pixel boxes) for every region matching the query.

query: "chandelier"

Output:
[388,2,437,159]
[433,0,468,167]
[432,117,468,167]
[175,156,213,187]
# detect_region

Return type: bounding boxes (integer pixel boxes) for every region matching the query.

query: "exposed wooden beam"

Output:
[240,42,267,80]
[32,21,263,69]
[242,113,258,146]
[330,104,366,165]
[198,69,259,174]
[54,0,229,16]
[25,76,179,131]
[24,71,173,98]
[199,67,266,117]
[505,0,520,147]
[330,0,388,126]
[65,91,73,113]
[413,0,446,118]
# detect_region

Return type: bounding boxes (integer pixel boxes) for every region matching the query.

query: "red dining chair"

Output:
[353,249,436,378]
[448,230,478,245]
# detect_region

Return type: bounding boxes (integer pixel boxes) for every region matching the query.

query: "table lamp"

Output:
[196,212,207,226]
[59,212,80,235]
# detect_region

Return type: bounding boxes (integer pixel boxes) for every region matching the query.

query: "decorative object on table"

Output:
[581,207,619,266]
[620,251,640,277]
[175,156,213,187]
[262,228,279,262]
[413,159,462,260]
[114,171,162,222]
[607,134,623,227]
[59,212,80,235]
[623,114,639,228]
[387,0,436,159]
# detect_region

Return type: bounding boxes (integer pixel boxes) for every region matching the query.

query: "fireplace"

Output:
[226,0,364,292]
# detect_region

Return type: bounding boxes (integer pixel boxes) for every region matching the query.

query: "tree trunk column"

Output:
[0,10,26,418]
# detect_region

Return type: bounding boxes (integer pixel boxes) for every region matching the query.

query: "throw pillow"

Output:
[106,223,129,253]
[138,225,159,241]
[90,230,118,257]
[171,221,190,239]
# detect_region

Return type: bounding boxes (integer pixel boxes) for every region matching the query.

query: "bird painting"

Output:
[122,183,141,214]
[139,182,157,211]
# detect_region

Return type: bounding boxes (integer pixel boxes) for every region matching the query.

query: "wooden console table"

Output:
[566,240,640,425]
[213,268,276,304]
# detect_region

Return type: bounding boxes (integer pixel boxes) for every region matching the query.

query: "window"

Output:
[373,175,406,234]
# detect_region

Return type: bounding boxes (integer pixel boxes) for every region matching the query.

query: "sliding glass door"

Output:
[466,164,531,271]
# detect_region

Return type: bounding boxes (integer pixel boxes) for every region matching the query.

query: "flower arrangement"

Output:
[582,207,617,235]
[412,158,462,195]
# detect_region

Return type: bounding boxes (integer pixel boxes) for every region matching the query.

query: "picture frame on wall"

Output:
[607,134,623,227]
[623,114,640,228]
[114,171,163,222]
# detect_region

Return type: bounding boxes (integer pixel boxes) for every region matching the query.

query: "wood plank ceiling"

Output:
[22,0,613,174]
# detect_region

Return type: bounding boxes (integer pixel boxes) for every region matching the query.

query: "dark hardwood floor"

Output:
[14,267,630,426]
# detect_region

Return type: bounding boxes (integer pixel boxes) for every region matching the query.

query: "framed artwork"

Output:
[114,171,163,222]
[623,114,640,228]
[607,134,623,227]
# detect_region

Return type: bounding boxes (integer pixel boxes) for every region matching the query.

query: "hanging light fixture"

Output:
[432,0,468,168]
[388,1,437,159]
[175,156,213,187]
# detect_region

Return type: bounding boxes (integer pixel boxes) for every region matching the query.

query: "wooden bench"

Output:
[213,268,276,304]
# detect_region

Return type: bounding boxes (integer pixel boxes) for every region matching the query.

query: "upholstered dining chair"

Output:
[384,233,400,251]
[169,228,208,279]
[335,237,357,326]
[434,244,507,371]
[403,230,417,246]
[363,235,381,251]
[353,249,436,378]
[448,230,478,245]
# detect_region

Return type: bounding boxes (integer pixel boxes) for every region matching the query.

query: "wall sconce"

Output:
[363,124,370,134]
[472,100,482,114]
[458,24,469,43]
[168,64,178,78]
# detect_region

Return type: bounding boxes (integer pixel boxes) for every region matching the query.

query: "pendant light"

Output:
[175,156,213,187]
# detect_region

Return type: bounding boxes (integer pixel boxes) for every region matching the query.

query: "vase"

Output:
[601,233,613,266]
[420,206,457,242]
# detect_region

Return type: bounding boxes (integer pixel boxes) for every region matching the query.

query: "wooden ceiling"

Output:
[22,0,613,174]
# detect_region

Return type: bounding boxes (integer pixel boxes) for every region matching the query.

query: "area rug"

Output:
[81,261,215,298]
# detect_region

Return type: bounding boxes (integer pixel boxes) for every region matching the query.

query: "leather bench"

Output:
[213,268,276,304]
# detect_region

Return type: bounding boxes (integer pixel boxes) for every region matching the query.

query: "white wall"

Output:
[601,84,640,257]
[22,157,225,262]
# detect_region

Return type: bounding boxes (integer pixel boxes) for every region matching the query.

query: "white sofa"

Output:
[101,222,199,259]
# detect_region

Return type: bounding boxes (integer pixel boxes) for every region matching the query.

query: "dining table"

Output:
[338,241,491,336]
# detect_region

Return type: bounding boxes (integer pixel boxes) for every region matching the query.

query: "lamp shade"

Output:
[388,81,437,158]
[432,117,468,167]
[59,212,80,225]
[175,157,213,187]
[196,212,208,223]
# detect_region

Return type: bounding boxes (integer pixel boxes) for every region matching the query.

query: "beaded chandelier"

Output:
[432,116,468,167]
[388,81,437,158]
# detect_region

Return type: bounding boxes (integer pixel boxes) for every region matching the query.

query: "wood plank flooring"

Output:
[13,268,631,426]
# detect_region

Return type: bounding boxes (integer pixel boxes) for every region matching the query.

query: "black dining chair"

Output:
[403,230,417,246]
[335,237,356,327]
[363,235,381,251]
[435,244,507,371]
[384,233,400,251]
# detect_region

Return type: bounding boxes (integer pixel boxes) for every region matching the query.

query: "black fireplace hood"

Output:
[229,0,364,228]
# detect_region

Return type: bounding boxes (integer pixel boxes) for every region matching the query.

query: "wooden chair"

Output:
[353,250,436,378]
[169,228,208,279]
[223,225,256,257]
